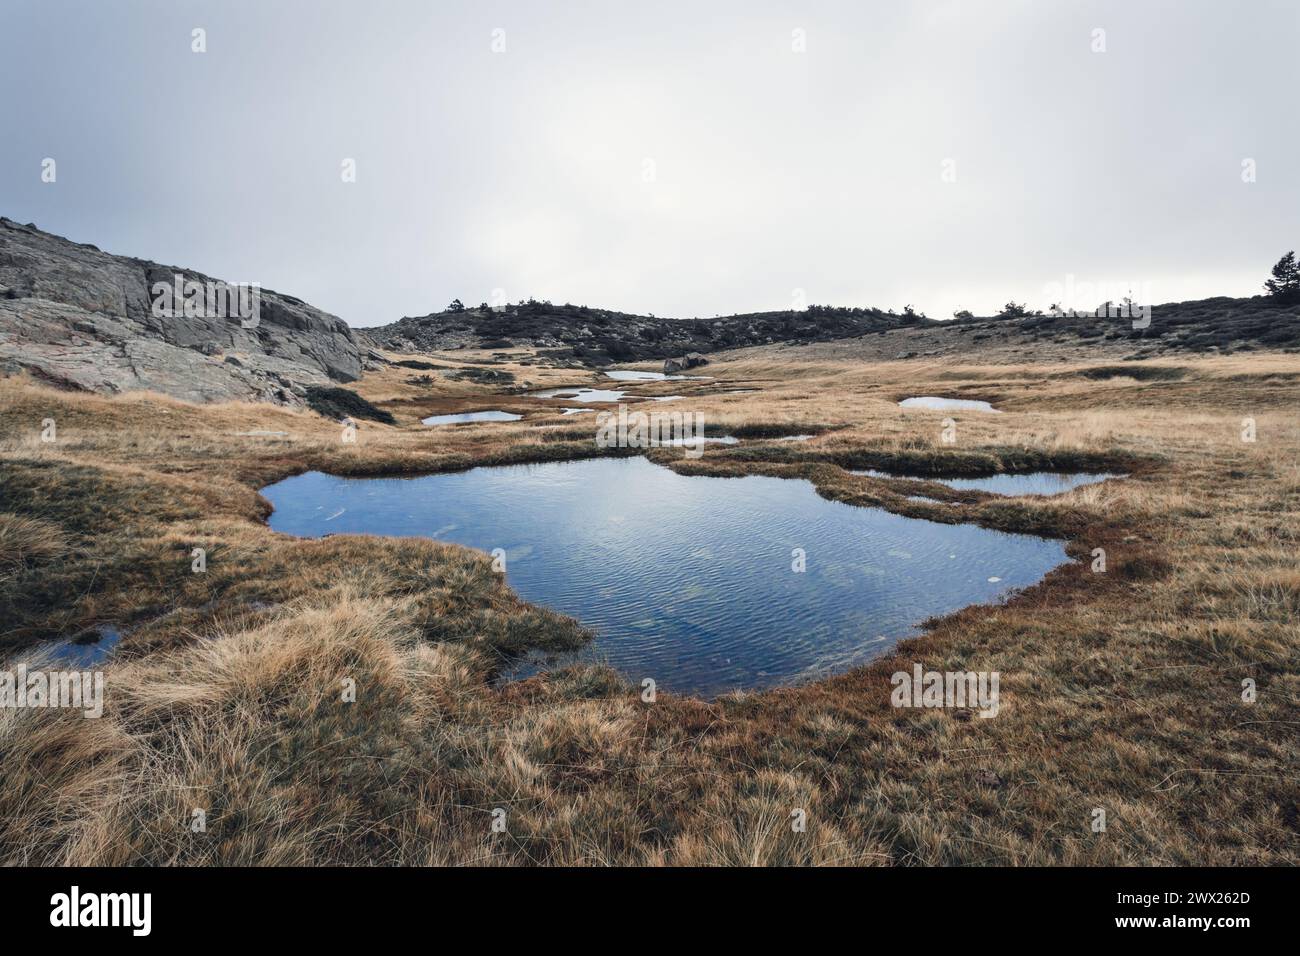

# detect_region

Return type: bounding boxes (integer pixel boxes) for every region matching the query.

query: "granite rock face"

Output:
[0,218,364,404]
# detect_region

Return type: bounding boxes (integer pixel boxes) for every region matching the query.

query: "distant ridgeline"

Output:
[366,300,928,363]
[368,294,1300,364]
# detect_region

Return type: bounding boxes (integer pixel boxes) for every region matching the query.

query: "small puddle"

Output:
[853,469,1120,496]
[657,435,739,446]
[424,410,522,425]
[262,457,1068,696]
[45,625,121,666]
[603,370,708,382]
[561,407,593,415]
[899,396,1000,413]
[774,434,814,442]
[931,472,1120,495]
[534,387,627,402]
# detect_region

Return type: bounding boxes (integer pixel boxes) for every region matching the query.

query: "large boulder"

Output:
[0,218,365,404]
[664,352,709,374]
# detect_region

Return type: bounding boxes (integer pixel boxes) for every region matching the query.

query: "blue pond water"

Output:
[423,410,522,425]
[47,626,121,666]
[852,469,1120,496]
[261,457,1069,696]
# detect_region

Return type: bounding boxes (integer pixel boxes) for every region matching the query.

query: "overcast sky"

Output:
[2,0,1297,326]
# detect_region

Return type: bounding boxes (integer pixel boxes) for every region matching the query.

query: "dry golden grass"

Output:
[0,348,1297,865]
[0,512,68,575]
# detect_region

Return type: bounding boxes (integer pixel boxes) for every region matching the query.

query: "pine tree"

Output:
[1264,251,1300,303]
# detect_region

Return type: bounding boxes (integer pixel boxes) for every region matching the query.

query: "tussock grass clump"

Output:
[304,385,397,425]
[1070,364,1189,382]
[0,586,614,865]
[0,512,68,574]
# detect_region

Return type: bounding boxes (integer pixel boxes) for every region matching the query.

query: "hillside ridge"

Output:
[368,292,1300,366]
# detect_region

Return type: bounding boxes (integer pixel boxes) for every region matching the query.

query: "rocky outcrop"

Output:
[664,352,709,374]
[0,218,365,404]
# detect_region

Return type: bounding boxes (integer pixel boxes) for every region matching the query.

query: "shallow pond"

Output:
[534,387,627,402]
[853,469,1119,496]
[603,370,707,382]
[262,457,1068,697]
[899,396,1000,413]
[423,410,522,425]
